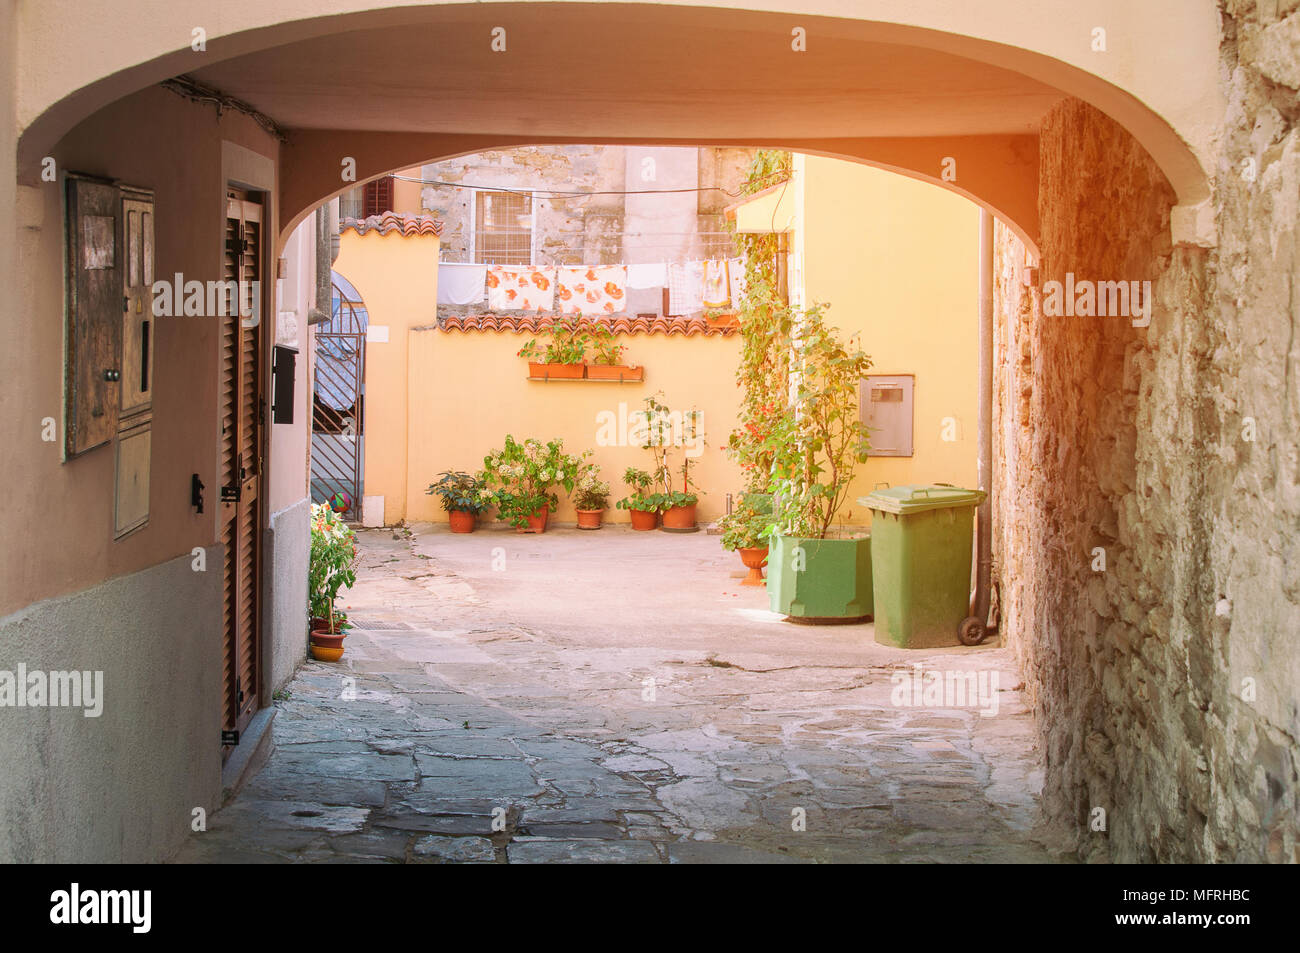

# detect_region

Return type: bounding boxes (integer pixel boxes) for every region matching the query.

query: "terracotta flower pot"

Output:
[629,509,659,531]
[309,628,346,662]
[529,362,584,380]
[661,503,698,530]
[576,508,604,530]
[448,509,477,534]
[515,506,550,533]
[739,546,769,586]
[586,364,644,382]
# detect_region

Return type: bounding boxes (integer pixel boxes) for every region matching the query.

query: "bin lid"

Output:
[859,483,986,515]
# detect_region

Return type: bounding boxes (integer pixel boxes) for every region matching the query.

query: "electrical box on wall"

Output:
[272,345,297,424]
[861,374,914,457]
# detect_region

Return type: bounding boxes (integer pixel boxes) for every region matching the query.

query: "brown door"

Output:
[220,190,264,743]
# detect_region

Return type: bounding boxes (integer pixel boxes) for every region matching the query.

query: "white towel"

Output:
[626,262,668,289]
[437,262,487,306]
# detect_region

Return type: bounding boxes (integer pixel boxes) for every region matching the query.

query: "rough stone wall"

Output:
[419,145,624,265]
[993,1,1300,862]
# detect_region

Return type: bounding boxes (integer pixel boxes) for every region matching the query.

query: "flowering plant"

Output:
[481,436,589,527]
[571,467,610,510]
[426,470,493,514]
[718,498,771,551]
[309,503,358,632]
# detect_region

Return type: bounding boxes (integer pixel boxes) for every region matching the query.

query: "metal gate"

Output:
[311,280,366,521]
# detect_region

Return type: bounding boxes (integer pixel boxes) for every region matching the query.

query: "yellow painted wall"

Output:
[332,227,441,525]
[406,331,743,525]
[391,166,423,215]
[797,154,981,525]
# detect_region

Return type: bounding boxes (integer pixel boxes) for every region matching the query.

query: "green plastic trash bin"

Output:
[861,484,986,648]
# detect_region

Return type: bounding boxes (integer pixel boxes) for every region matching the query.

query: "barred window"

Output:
[474,190,532,264]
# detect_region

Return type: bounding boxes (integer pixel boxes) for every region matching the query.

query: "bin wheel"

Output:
[958,616,986,646]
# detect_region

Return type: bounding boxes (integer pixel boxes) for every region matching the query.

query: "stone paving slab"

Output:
[173,527,1065,864]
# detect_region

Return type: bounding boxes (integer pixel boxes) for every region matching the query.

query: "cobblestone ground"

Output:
[176,525,1063,863]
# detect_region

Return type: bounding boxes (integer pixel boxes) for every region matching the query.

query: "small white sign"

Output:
[366,325,389,343]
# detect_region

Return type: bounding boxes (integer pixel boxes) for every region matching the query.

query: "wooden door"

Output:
[220,190,264,743]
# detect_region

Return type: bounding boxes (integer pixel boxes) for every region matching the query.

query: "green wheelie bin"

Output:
[860,484,986,648]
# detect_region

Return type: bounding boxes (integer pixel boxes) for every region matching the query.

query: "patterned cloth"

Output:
[556,265,628,315]
[703,259,730,309]
[486,265,556,312]
[667,261,705,315]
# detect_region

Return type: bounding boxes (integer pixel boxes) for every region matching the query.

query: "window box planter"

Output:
[766,534,873,623]
[586,363,644,382]
[527,362,585,380]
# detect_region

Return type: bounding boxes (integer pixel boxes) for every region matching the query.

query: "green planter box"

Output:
[766,534,873,622]
[861,484,985,648]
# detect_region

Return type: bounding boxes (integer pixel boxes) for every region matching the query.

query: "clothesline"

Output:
[437,259,747,314]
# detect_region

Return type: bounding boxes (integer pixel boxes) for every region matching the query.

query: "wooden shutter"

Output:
[220,190,264,739]
[64,176,123,457]
[362,177,393,217]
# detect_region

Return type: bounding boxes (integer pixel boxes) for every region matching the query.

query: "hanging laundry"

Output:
[626,262,668,290]
[556,265,628,315]
[728,257,747,308]
[437,262,488,306]
[486,264,556,312]
[625,286,663,317]
[667,261,705,316]
[702,259,730,309]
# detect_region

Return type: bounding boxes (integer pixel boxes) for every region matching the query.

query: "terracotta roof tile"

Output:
[341,212,445,237]
[437,314,737,337]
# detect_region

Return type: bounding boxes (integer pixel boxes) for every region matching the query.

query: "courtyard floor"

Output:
[176,523,1061,863]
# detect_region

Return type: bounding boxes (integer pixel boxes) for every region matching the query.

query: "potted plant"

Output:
[763,300,875,623]
[572,468,610,529]
[426,470,493,533]
[308,503,358,661]
[481,435,588,533]
[630,392,704,531]
[718,499,771,585]
[616,467,661,530]
[518,315,588,379]
[585,324,644,381]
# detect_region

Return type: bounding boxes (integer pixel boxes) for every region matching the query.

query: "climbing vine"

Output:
[725,150,794,493]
